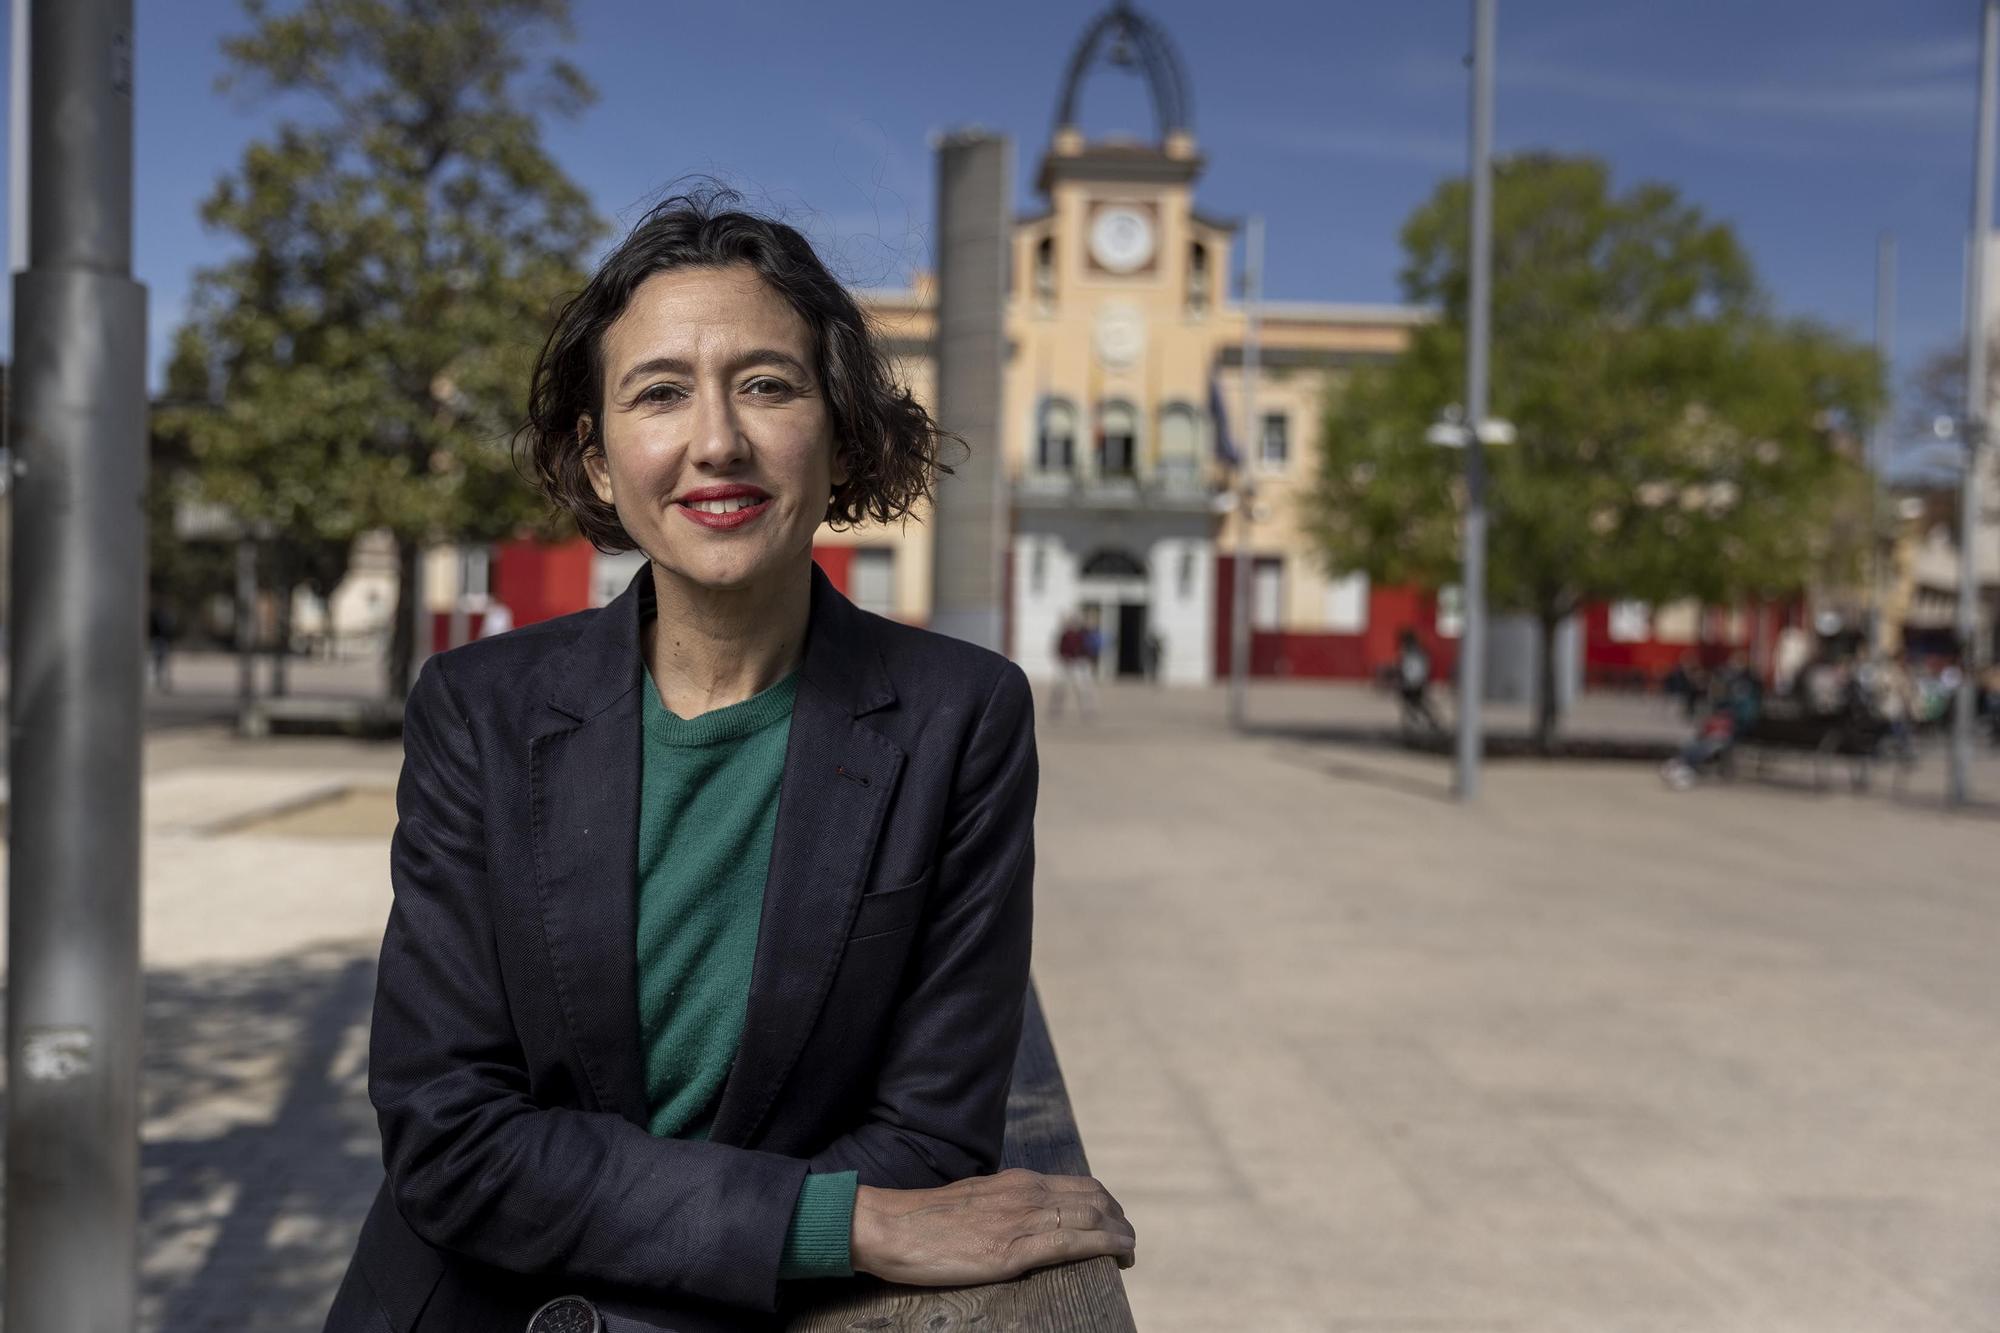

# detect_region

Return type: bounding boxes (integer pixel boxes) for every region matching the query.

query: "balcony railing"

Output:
[1015,465,1211,511]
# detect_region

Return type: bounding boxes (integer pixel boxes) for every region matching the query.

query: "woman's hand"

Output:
[850,1167,1136,1286]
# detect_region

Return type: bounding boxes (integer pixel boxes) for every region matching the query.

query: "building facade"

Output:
[463,2,1437,686]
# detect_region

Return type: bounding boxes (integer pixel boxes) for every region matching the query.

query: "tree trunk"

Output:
[1534,607,1562,754]
[386,533,422,704]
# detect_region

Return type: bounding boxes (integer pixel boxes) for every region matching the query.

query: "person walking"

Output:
[1080,616,1104,678]
[324,191,1133,1333]
[1050,614,1095,719]
[1395,628,1442,736]
[147,600,177,693]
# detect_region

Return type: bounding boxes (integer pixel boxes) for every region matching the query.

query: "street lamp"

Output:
[1427,404,1516,449]
[1450,0,1500,801]
[1428,403,1512,791]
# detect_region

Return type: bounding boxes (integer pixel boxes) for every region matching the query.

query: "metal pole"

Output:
[1873,233,1896,478]
[1228,215,1263,730]
[8,0,28,276]
[236,533,258,708]
[448,546,471,650]
[1953,0,1997,807]
[1868,232,1895,655]
[7,0,146,1327]
[1455,0,1496,801]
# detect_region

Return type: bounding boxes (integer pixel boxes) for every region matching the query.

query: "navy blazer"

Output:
[323,563,1037,1333]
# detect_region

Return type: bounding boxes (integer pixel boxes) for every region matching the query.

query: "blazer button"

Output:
[526,1294,603,1333]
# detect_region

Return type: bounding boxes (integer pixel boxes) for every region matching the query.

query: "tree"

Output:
[160,0,605,700]
[1305,154,1880,749]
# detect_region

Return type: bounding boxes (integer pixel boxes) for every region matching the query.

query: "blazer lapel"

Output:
[708,565,905,1146]
[529,571,651,1126]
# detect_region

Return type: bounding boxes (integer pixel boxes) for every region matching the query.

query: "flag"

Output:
[1209,375,1240,469]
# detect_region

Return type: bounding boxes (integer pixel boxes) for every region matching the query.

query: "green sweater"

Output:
[637,664,857,1281]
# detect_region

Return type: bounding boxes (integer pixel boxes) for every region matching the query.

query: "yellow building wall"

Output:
[833,170,1424,641]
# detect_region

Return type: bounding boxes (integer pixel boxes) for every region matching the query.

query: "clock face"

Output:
[1090,205,1156,274]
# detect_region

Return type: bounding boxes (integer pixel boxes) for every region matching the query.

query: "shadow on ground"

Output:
[1243,718,1679,761]
[1,943,383,1331]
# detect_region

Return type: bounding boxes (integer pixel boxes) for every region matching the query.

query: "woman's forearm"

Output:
[849,1171,1136,1286]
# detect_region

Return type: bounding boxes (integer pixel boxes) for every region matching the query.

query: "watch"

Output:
[526,1295,603,1333]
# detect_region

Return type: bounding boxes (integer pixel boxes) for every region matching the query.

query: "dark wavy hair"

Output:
[519,187,957,552]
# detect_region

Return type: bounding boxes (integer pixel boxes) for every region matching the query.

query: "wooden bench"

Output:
[785,984,1136,1332]
[1729,705,1897,792]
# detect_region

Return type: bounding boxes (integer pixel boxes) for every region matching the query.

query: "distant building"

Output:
[442,2,1814,691]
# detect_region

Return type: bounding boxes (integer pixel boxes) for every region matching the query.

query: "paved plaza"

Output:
[0,680,1995,1330]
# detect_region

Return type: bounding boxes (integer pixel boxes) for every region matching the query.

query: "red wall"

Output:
[430,610,489,653]
[487,542,872,632]
[494,536,595,627]
[1213,559,1459,681]
[811,545,854,596]
[1579,601,1793,689]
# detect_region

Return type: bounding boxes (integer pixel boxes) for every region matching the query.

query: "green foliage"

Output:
[155,0,606,688]
[1307,153,1881,631]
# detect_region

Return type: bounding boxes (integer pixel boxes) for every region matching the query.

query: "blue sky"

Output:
[0,0,1988,466]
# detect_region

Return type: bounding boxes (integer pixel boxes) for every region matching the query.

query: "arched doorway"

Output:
[1077,547,1151,678]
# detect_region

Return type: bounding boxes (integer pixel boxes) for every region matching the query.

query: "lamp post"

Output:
[1428,406,1512,789]
[7,1,147,1326]
[1450,0,1499,801]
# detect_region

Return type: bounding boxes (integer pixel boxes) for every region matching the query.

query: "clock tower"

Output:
[995,1,1236,684]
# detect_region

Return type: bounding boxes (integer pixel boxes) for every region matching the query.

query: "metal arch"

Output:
[1052,1,1193,140]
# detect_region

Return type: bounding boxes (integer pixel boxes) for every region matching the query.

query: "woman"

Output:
[325,192,1135,1333]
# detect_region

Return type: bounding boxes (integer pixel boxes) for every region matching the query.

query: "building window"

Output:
[1259,412,1289,469]
[1034,235,1056,304]
[1251,556,1284,630]
[1435,585,1463,639]
[852,548,895,616]
[1324,572,1369,634]
[1187,241,1209,314]
[1098,400,1137,479]
[1608,601,1651,643]
[1157,402,1201,488]
[1037,398,1076,474]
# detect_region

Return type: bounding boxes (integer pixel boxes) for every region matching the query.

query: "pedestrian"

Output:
[1394,628,1442,735]
[1661,654,1762,790]
[1662,653,1701,719]
[147,600,177,693]
[1873,651,1918,766]
[1143,628,1164,683]
[1081,616,1104,675]
[1050,614,1095,719]
[324,190,1134,1333]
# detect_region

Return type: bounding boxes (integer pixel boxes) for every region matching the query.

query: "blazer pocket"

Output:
[850,875,929,941]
